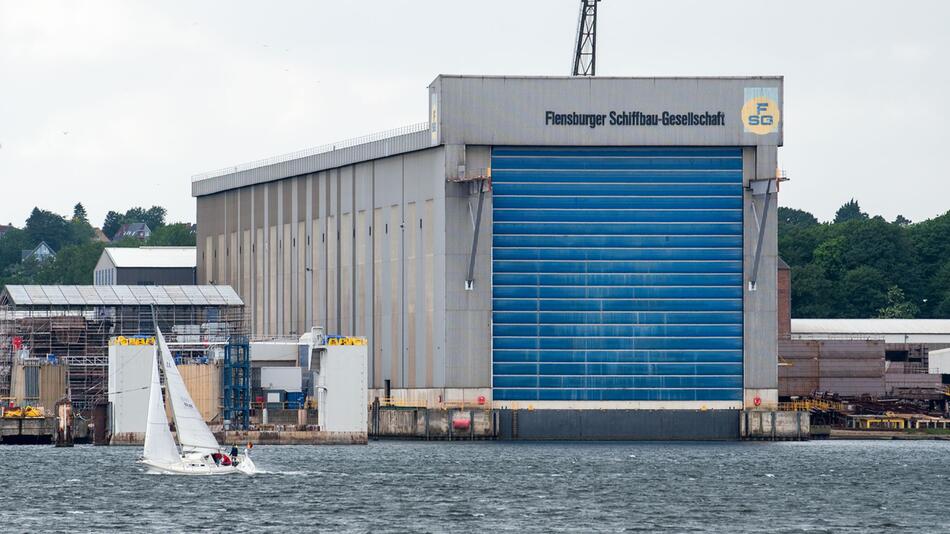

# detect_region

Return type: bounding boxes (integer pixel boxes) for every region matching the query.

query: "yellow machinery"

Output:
[778,399,847,413]
[1,405,45,418]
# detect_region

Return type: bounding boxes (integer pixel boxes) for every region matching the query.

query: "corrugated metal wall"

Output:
[491,147,744,402]
[196,147,447,389]
[778,339,885,397]
[39,364,67,410]
[179,363,221,423]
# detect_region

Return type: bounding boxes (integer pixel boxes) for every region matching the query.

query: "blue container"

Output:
[285,391,305,409]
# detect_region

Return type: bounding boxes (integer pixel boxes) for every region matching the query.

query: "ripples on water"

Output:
[0,440,947,533]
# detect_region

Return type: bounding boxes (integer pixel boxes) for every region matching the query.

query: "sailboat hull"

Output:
[140,454,256,476]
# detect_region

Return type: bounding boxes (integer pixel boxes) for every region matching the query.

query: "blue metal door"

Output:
[491,147,743,402]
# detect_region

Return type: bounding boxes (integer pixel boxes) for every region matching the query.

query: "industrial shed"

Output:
[93,246,197,286]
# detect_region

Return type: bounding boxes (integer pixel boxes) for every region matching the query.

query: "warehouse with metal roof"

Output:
[191,75,783,439]
[93,246,197,286]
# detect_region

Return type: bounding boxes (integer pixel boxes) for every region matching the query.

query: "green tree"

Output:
[837,266,889,317]
[909,210,950,316]
[877,285,919,319]
[927,261,950,318]
[778,207,819,228]
[68,217,95,244]
[143,206,167,230]
[778,204,940,318]
[35,241,106,285]
[0,260,37,287]
[778,222,828,267]
[124,206,166,231]
[103,211,123,239]
[812,235,847,279]
[893,214,912,226]
[790,264,834,317]
[147,223,196,246]
[72,203,88,222]
[24,207,71,251]
[833,198,868,224]
[0,228,33,272]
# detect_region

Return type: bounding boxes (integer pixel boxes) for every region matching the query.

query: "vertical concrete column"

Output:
[742,145,779,408]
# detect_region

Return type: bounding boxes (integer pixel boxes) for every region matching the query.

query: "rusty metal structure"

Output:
[0,285,246,415]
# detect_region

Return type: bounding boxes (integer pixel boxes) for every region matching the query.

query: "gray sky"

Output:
[1,1,948,228]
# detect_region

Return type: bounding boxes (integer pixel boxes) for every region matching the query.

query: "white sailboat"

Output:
[140,326,257,475]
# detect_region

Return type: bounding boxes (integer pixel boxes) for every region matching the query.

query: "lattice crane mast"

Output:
[572,0,601,76]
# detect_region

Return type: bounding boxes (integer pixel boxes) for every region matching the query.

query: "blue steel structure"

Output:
[223,336,251,430]
[491,147,744,402]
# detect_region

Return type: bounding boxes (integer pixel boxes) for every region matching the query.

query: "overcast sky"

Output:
[1,1,948,228]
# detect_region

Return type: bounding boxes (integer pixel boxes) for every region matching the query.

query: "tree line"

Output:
[0,204,195,287]
[3,199,948,319]
[779,200,950,318]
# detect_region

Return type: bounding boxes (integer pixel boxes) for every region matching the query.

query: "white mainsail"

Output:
[155,327,220,455]
[143,347,181,466]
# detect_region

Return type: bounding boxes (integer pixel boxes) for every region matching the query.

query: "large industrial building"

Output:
[193,75,783,437]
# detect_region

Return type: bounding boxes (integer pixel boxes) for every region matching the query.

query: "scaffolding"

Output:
[223,336,251,430]
[0,286,246,416]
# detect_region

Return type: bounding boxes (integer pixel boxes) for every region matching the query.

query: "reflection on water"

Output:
[1,440,947,533]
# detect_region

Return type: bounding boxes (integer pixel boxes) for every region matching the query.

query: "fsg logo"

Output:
[742,87,780,135]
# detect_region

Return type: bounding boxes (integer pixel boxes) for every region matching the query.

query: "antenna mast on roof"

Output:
[572,0,601,76]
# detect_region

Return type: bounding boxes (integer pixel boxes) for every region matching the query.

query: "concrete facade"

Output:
[194,75,782,411]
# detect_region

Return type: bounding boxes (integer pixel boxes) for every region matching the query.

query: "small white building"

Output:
[94,246,196,286]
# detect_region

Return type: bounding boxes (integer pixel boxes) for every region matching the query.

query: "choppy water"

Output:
[1,440,948,533]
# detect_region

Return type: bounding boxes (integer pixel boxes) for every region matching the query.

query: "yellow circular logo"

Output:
[741,96,780,135]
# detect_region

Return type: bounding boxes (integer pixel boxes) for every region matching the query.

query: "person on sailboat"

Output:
[230,444,239,464]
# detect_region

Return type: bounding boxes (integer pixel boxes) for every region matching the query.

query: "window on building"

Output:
[885,350,909,362]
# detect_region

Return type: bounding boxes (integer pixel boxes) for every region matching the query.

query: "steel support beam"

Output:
[748,178,776,291]
[465,183,486,290]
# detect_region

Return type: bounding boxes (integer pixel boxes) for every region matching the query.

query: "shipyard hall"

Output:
[192,75,783,439]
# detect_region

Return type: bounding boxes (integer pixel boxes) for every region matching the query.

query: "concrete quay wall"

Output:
[740,410,809,440]
[370,407,496,440]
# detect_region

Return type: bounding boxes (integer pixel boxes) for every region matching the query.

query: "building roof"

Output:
[791,319,950,335]
[191,122,430,197]
[92,228,110,243]
[113,222,151,241]
[0,285,243,307]
[103,246,196,269]
[21,241,55,262]
[192,75,784,198]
